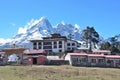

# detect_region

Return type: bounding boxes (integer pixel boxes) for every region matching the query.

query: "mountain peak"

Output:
[39,17,48,22]
[0,17,82,49]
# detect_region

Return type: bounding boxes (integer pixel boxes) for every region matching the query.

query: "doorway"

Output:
[33,57,37,64]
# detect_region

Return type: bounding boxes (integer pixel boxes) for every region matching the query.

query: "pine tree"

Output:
[82,26,100,52]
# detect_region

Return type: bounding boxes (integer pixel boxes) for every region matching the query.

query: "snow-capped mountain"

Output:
[54,23,82,40]
[0,17,82,49]
[12,17,53,45]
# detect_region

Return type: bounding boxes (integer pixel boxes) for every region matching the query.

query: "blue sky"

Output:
[0,0,120,39]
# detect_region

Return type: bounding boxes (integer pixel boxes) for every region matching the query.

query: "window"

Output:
[59,45,62,48]
[67,43,70,46]
[59,50,62,52]
[38,42,41,45]
[72,48,75,50]
[107,60,113,63]
[54,42,57,44]
[48,50,52,52]
[33,42,37,49]
[79,57,86,62]
[44,42,52,45]
[38,46,41,49]
[67,48,71,50]
[38,42,42,49]
[33,42,37,45]
[54,41,57,48]
[43,46,52,49]
[91,59,96,63]
[72,43,75,46]
[72,57,78,62]
[33,46,37,49]
[59,41,62,44]
[79,58,82,62]
[54,45,57,48]
[77,43,81,47]
[98,59,104,63]
[119,60,120,64]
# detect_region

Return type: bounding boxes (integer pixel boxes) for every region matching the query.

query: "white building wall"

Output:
[62,41,65,52]
[65,54,72,65]
[41,42,43,49]
[36,42,38,49]
[30,39,79,53]
[66,40,78,51]
[57,41,59,51]
[52,41,54,49]
[52,40,66,53]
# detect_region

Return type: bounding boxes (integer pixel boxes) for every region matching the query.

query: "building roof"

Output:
[0,52,5,54]
[51,33,61,37]
[105,55,120,59]
[25,50,46,55]
[68,53,104,57]
[30,33,67,42]
[77,47,89,50]
[87,54,104,57]
[47,56,59,59]
[30,37,67,42]
[92,50,111,53]
[67,52,120,58]
[68,53,88,56]
[48,58,64,60]
[47,56,64,60]
[2,48,26,54]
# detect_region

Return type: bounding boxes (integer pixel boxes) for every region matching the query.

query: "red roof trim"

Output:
[67,53,120,58]
[48,58,64,60]
[105,55,120,58]
[68,53,88,56]
[87,54,104,57]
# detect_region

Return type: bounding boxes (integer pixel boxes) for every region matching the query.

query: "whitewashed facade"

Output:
[66,39,78,52]
[30,34,79,53]
[30,39,66,53]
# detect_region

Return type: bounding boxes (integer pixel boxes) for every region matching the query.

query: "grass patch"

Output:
[0,65,120,80]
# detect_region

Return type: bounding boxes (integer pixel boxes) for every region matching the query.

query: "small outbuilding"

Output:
[24,49,47,65]
[65,52,120,68]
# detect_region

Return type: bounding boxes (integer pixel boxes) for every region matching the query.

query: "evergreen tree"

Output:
[82,26,100,52]
[100,42,111,50]
[100,35,120,54]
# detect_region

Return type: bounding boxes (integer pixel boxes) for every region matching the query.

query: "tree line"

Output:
[100,35,120,55]
[69,26,120,55]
